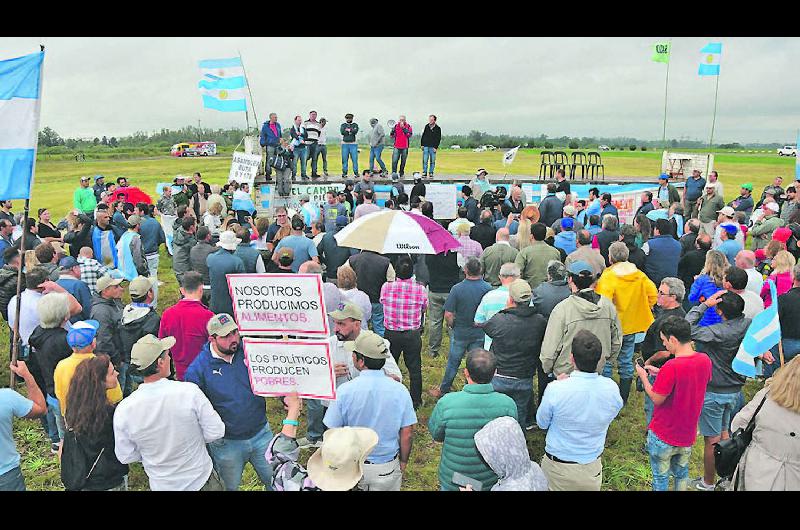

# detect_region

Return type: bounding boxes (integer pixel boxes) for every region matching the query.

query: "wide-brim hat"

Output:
[306,427,379,491]
[216,230,241,250]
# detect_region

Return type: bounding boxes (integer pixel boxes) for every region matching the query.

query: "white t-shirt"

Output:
[7,289,43,346]
[739,289,765,320]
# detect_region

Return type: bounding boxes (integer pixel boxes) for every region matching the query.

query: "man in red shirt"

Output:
[380,255,427,409]
[390,115,413,181]
[158,271,214,380]
[635,315,712,491]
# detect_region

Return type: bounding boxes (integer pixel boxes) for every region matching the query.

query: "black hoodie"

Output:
[28,326,71,396]
[484,305,547,379]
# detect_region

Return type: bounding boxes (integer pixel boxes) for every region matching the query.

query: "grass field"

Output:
[3,147,787,491]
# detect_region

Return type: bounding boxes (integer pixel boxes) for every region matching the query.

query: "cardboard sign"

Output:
[243,339,336,400]
[425,184,458,219]
[227,273,329,335]
[228,152,262,187]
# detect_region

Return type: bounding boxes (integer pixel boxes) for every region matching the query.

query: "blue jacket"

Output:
[206,249,244,316]
[57,276,93,322]
[554,230,577,255]
[643,234,681,287]
[184,342,268,440]
[0,236,12,267]
[600,203,619,220]
[688,275,723,326]
[138,215,166,255]
[260,121,282,147]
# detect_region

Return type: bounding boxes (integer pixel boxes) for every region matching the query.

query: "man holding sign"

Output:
[184,314,275,491]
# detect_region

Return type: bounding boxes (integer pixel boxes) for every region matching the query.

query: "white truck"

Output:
[777,145,797,157]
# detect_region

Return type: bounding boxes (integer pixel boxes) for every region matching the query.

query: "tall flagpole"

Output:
[661,39,672,149]
[708,69,721,149]
[238,50,259,134]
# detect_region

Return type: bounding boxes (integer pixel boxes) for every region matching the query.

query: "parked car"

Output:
[484,145,498,151]
[450,145,461,149]
[473,146,486,153]
[598,145,610,151]
[777,145,797,156]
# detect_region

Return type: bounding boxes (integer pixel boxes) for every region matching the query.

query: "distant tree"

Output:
[670,139,678,148]
[629,145,637,151]
[641,146,647,151]
[38,126,64,147]
[93,137,100,145]
[568,140,579,149]
[109,137,118,148]
[544,142,554,149]
[65,138,78,149]
[101,136,108,146]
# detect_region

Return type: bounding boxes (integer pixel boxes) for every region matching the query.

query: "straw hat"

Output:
[306,427,379,491]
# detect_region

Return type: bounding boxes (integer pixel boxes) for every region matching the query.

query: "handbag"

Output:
[713,392,768,481]
[60,428,105,491]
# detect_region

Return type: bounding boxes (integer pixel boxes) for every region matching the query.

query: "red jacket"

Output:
[159,298,214,380]
[391,122,413,149]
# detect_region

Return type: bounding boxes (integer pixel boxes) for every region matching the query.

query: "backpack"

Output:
[786,222,800,258]
[61,429,105,491]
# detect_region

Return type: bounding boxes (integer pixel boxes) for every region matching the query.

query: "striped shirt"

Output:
[380,278,428,331]
[474,286,509,349]
[455,235,483,268]
[303,120,321,145]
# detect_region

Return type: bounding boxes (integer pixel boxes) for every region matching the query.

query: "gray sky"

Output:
[3,37,799,143]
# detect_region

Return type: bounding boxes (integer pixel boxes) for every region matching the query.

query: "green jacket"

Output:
[698,194,724,223]
[750,214,785,250]
[172,190,191,209]
[428,384,517,491]
[657,184,681,206]
[515,240,561,290]
[480,242,519,287]
[73,187,97,213]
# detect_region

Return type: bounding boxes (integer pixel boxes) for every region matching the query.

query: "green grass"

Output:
[3,148,777,490]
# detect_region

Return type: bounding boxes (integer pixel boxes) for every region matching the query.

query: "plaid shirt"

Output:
[380,278,428,331]
[455,235,483,267]
[77,256,108,293]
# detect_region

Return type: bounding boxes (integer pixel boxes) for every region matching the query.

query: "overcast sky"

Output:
[3,37,799,143]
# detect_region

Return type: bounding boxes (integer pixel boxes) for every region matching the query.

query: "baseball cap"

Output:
[764,187,778,196]
[741,183,753,191]
[328,302,364,321]
[93,175,104,182]
[96,274,123,292]
[207,313,239,337]
[567,260,593,275]
[658,173,669,180]
[66,320,100,348]
[508,279,532,303]
[58,256,78,270]
[129,276,156,298]
[127,214,142,227]
[563,204,576,216]
[766,202,780,213]
[335,215,348,228]
[717,206,736,218]
[299,194,310,202]
[773,227,793,243]
[131,334,176,370]
[721,223,738,236]
[476,168,488,176]
[561,217,574,230]
[80,176,90,182]
[344,329,389,359]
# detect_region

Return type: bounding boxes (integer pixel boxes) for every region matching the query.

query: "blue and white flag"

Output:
[0,51,44,200]
[732,280,781,378]
[698,42,722,76]
[198,57,247,112]
[796,131,799,182]
[502,146,520,166]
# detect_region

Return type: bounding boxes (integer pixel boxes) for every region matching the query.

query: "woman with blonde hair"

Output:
[760,250,796,307]
[688,249,729,326]
[514,205,540,250]
[203,196,225,237]
[336,266,371,330]
[727,356,800,490]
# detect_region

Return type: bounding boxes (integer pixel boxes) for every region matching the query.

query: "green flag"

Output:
[652,41,671,63]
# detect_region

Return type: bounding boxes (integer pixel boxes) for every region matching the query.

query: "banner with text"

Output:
[243,339,336,399]
[229,151,262,187]
[425,184,458,219]
[227,273,329,335]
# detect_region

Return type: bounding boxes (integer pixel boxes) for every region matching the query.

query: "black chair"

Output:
[569,151,588,180]
[552,151,569,179]
[539,151,554,179]
[586,151,605,181]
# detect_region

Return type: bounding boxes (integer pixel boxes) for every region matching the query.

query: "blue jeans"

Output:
[305,399,327,442]
[392,147,409,176]
[491,375,531,426]
[46,395,65,441]
[422,146,437,175]
[208,424,274,491]
[440,335,484,393]
[647,430,691,491]
[292,146,308,178]
[307,143,319,175]
[603,333,636,380]
[764,338,800,377]
[644,375,656,426]
[314,145,328,173]
[0,466,25,491]
[370,302,385,337]
[370,145,387,172]
[342,144,358,175]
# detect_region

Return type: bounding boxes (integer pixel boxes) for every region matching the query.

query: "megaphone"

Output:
[387,119,396,128]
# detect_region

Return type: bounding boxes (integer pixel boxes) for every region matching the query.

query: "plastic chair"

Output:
[569,151,588,180]
[552,151,569,178]
[539,151,554,179]
[586,152,605,181]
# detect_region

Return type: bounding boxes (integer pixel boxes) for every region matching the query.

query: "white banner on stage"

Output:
[425,184,458,219]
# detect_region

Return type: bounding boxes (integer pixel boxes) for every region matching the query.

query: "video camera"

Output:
[479,186,507,210]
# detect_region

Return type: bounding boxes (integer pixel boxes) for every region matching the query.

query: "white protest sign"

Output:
[425,184,458,219]
[227,273,329,335]
[228,151,262,187]
[268,183,345,212]
[243,339,336,400]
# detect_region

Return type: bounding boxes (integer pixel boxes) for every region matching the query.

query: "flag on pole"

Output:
[502,146,520,166]
[698,42,722,76]
[732,280,781,378]
[198,57,247,112]
[651,42,671,63]
[0,51,44,200]
[796,131,799,182]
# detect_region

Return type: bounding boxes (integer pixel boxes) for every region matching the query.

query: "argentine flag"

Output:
[198,57,247,112]
[0,51,44,200]
[698,42,721,76]
[502,146,520,166]
[732,280,781,378]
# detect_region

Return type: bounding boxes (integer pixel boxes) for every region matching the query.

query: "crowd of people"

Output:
[1,164,800,492]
